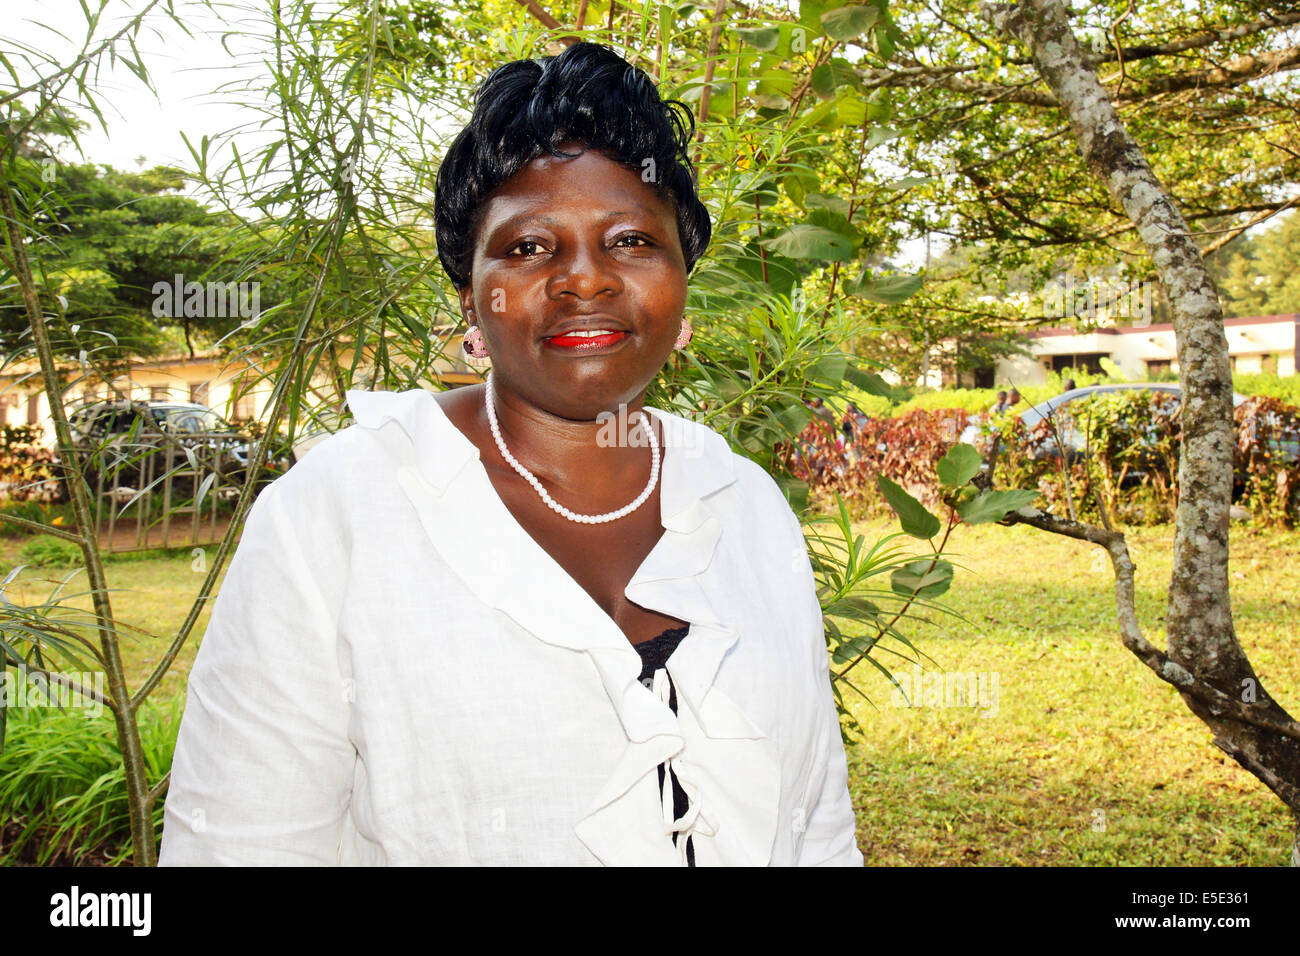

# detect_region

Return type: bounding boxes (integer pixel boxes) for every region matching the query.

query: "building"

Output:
[993,313,1298,386]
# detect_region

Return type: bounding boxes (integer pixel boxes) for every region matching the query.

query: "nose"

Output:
[546,235,622,301]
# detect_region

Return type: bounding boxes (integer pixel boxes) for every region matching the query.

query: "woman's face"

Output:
[459,139,689,418]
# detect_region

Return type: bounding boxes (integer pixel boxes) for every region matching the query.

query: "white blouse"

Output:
[158,387,863,866]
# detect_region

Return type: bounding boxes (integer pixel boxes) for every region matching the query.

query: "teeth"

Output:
[559,329,621,338]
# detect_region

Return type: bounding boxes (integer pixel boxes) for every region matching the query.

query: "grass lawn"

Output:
[2,519,1296,865]
[0,540,225,702]
[835,518,1300,866]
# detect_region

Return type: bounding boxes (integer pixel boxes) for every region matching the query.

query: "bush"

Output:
[18,535,83,568]
[0,695,182,865]
[1234,396,1300,527]
[824,385,893,420]
[1234,372,1300,406]
[894,388,1006,417]
[0,501,78,537]
[787,388,1300,527]
[776,407,973,515]
[0,425,63,503]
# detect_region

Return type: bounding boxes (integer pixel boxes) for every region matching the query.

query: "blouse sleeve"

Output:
[158,475,354,866]
[783,504,865,867]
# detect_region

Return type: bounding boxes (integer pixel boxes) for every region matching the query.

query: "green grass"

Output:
[834,519,1300,865]
[0,540,224,699]
[1,522,1296,865]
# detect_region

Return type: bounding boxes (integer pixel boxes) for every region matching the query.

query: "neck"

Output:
[484,376,658,495]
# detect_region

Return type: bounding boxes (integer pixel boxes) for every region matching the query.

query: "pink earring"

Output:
[463,324,489,358]
[674,317,693,350]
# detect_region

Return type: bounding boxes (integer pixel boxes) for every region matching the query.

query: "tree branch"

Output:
[999,506,1300,746]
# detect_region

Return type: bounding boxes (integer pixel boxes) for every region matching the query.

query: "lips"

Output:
[544,329,630,351]
[541,316,633,352]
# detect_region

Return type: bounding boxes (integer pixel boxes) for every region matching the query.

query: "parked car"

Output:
[959,383,1248,455]
[61,399,290,497]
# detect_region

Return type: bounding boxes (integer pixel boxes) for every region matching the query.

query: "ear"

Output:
[457,284,475,321]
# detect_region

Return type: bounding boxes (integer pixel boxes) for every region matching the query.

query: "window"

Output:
[1146,360,1172,377]
[189,381,210,405]
[233,391,255,421]
[27,394,39,425]
[150,386,170,402]
[1050,353,1108,375]
[1262,353,1277,375]
[153,406,228,434]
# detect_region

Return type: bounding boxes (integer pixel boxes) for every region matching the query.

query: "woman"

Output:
[159,41,861,866]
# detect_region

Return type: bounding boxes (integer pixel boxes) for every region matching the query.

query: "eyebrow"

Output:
[489,207,661,237]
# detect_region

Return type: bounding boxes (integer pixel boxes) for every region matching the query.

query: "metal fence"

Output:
[79,430,252,553]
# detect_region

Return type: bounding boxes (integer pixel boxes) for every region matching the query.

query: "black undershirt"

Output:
[632,624,695,866]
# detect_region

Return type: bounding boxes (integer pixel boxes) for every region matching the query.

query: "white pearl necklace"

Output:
[484,372,660,525]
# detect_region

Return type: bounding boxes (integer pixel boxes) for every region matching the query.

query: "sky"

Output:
[5,0,278,174]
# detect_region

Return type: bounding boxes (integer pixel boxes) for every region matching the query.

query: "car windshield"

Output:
[1021,396,1072,428]
[152,406,230,434]
[1022,387,1182,427]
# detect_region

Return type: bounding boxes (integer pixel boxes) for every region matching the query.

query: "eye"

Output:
[505,239,545,257]
[616,233,652,248]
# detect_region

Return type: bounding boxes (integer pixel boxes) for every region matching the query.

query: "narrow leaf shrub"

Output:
[0,695,182,866]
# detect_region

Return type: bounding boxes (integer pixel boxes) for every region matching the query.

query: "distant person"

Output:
[848,403,869,438]
[808,396,835,425]
[1007,388,1022,409]
[841,403,858,446]
[990,389,1009,415]
[1062,378,1076,393]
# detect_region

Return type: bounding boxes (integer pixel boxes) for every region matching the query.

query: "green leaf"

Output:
[809,59,861,98]
[845,271,924,304]
[736,26,781,50]
[825,595,881,624]
[937,443,982,488]
[890,559,954,599]
[821,4,879,41]
[760,224,858,261]
[844,364,898,399]
[836,94,867,127]
[876,475,940,539]
[807,353,848,385]
[194,471,217,512]
[957,488,1039,525]
[776,474,809,515]
[780,169,821,208]
[775,400,815,437]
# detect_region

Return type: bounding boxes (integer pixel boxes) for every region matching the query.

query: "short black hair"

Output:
[434,41,712,290]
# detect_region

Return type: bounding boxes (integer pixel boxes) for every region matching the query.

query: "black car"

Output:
[63,400,286,497]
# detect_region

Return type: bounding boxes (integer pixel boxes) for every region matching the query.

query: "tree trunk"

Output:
[985,0,1300,852]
